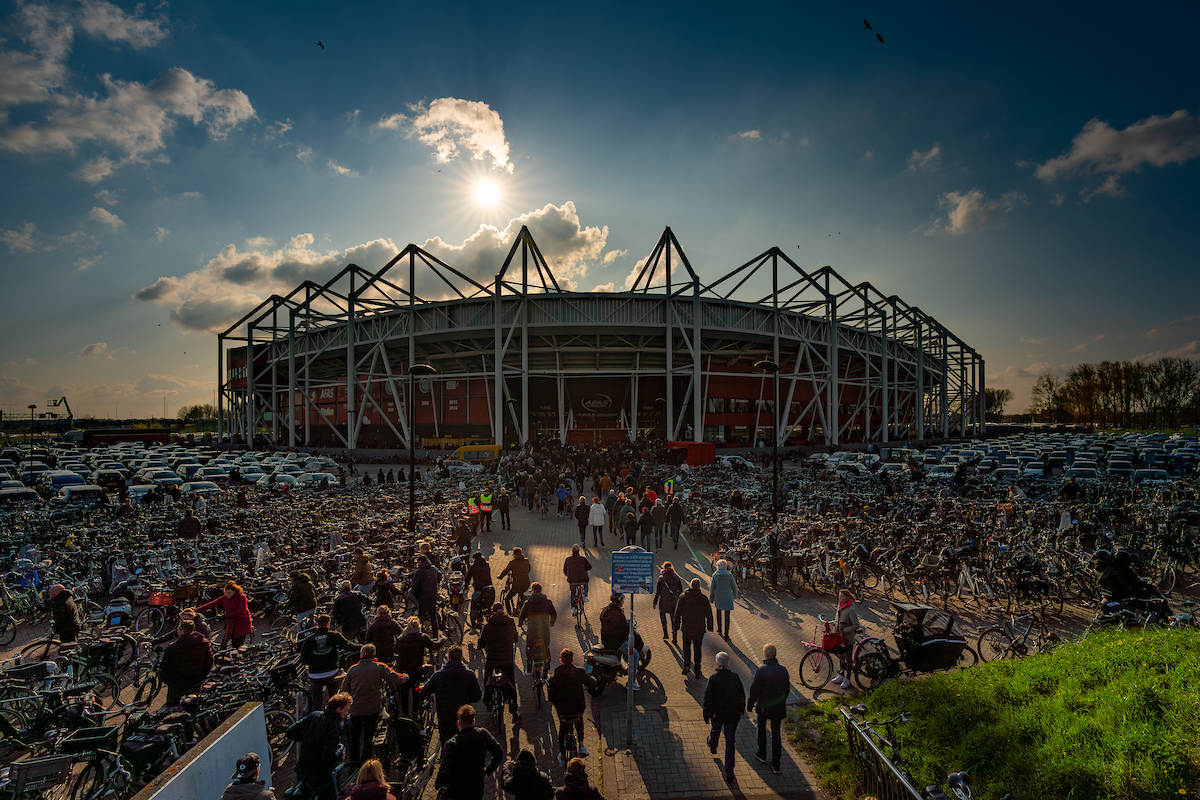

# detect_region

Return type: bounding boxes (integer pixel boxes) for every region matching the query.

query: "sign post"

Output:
[611,546,655,746]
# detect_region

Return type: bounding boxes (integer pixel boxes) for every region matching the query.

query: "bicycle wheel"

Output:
[88,672,122,710]
[955,646,979,669]
[797,649,835,690]
[0,613,16,646]
[19,637,63,663]
[134,606,167,637]
[70,760,101,800]
[853,652,891,691]
[976,628,1015,661]
[442,614,463,646]
[265,708,296,766]
[0,706,27,737]
[535,679,543,710]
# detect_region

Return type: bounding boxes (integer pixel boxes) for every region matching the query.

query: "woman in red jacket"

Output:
[197,581,254,648]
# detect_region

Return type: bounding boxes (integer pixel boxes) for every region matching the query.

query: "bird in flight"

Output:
[876,33,885,44]
[863,20,872,30]
[317,40,324,49]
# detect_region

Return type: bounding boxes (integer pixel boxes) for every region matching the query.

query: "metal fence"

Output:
[839,706,926,800]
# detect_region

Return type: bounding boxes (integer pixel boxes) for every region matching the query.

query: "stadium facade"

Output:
[217,228,983,450]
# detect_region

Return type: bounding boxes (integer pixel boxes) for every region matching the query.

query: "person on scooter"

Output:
[599,594,640,692]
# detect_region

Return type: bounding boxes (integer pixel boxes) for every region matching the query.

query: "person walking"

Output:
[554,758,603,800]
[159,617,213,705]
[709,560,739,641]
[587,496,606,547]
[220,752,274,800]
[497,488,512,530]
[412,555,442,637]
[651,498,666,550]
[638,510,654,551]
[547,648,596,763]
[480,485,494,532]
[673,578,713,677]
[47,584,80,643]
[351,549,374,594]
[703,651,746,783]
[833,589,860,689]
[621,511,638,547]
[332,581,372,642]
[603,489,618,540]
[747,643,790,774]
[419,646,483,746]
[365,605,403,664]
[467,490,482,536]
[288,572,318,632]
[286,693,352,800]
[652,562,684,643]
[500,748,555,800]
[340,644,408,766]
[573,496,590,545]
[299,614,356,711]
[196,580,253,648]
[434,705,505,800]
[666,497,686,549]
[394,616,442,716]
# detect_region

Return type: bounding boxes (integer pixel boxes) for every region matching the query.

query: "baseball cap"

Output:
[233,752,260,780]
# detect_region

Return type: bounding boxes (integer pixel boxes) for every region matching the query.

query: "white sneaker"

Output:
[840,676,852,689]
[579,745,589,756]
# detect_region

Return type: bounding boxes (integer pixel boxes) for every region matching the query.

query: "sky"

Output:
[1,0,1199,420]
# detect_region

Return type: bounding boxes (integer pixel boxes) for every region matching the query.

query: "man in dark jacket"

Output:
[500,748,554,800]
[555,758,603,800]
[412,555,442,636]
[467,552,493,628]
[547,649,596,762]
[497,548,531,615]
[673,578,713,677]
[666,498,686,548]
[747,643,790,773]
[420,646,483,746]
[175,508,202,538]
[573,497,590,545]
[562,546,592,605]
[288,572,318,632]
[160,618,214,705]
[300,614,356,711]
[435,705,504,800]
[394,616,442,716]
[332,581,372,641]
[703,651,745,783]
[287,693,352,800]
[477,604,521,719]
[219,752,275,800]
[47,584,80,642]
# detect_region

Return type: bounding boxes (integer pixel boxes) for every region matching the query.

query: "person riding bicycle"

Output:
[467,551,494,629]
[497,547,531,614]
[599,593,641,692]
[477,602,521,723]
[517,582,557,670]
[562,545,592,608]
[394,615,444,717]
[547,648,596,763]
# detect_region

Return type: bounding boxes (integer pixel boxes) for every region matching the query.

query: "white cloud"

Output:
[75,254,101,270]
[735,130,761,140]
[799,136,810,147]
[78,342,112,359]
[296,146,313,163]
[0,3,253,182]
[133,202,609,332]
[400,97,513,173]
[88,206,123,229]
[603,249,627,264]
[1018,336,1047,344]
[7,358,36,366]
[245,236,274,248]
[1036,110,1200,199]
[155,226,169,241]
[1135,341,1200,362]
[2,221,91,252]
[93,188,118,206]
[78,0,168,48]
[863,150,874,160]
[923,189,1029,235]
[591,282,615,292]
[907,142,942,172]
[327,159,357,177]
[1067,342,1089,353]
[264,118,293,139]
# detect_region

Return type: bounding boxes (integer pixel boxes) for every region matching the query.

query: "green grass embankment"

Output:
[788,628,1200,800]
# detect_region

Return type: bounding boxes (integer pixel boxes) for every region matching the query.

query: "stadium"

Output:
[216,227,983,450]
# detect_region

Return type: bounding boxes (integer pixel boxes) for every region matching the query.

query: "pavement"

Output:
[451,479,838,800]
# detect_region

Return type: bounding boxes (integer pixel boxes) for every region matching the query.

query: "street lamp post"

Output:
[754,360,780,530]
[408,363,437,531]
[27,404,37,447]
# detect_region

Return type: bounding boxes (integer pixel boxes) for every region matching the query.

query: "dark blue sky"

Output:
[2,0,1198,415]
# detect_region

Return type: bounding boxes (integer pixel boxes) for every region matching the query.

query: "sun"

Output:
[473,180,501,206]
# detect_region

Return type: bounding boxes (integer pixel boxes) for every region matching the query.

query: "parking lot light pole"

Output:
[408,364,437,531]
[27,404,36,447]
[754,360,780,530]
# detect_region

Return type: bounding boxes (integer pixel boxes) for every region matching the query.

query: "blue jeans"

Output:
[757,712,782,769]
[592,525,603,544]
[654,524,663,549]
[708,719,738,777]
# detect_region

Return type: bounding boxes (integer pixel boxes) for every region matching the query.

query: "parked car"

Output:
[297,472,339,488]
[716,455,757,470]
[181,480,222,498]
[441,459,483,473]
[92,469,127,492]
[0,487,41,508]
[54,485,106,505]
[1022,462,1047,478]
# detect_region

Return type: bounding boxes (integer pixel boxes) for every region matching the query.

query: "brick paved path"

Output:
[450,478,836,800]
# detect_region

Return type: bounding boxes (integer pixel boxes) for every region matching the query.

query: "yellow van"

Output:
[450,444,502,464]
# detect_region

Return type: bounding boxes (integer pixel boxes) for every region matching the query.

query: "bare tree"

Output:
[984,387,1013,420]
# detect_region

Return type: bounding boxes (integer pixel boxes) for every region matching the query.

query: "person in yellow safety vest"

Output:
[479,486,494,532]
[468,493,481,536]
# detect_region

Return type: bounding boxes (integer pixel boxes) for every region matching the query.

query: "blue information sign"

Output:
[611,548,655,595]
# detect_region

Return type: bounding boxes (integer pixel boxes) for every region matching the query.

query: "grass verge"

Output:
[786,627,1200,799]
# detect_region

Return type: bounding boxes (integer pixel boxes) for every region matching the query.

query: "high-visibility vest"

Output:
[479,492,493,512]
[468,496,480,515]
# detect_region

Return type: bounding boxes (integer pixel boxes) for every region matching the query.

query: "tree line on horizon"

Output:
[987,357,1200,428]
[176,403,219,420]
